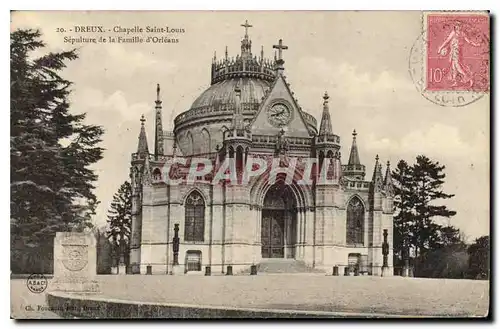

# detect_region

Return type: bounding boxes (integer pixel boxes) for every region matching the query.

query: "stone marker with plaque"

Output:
[50,232,100,293]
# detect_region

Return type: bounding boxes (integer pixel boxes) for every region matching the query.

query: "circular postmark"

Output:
[26,273,47,294]
[409,17,489,107]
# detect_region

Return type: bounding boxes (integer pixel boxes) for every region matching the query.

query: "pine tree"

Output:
[412,155,456,258]
[392,160,416,260]
[11,29,104,273]
[106,181,132,266]
[392,156,457,274]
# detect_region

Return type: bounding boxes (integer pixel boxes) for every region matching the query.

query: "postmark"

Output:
[409,11,489,107]
[26,273,48,293]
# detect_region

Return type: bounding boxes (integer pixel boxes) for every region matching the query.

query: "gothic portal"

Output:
[128,22,395,275]
[261,184,297,259]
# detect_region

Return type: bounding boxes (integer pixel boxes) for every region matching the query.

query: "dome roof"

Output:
[191,77,270,110]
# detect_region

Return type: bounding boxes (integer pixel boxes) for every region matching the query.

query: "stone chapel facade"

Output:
[129,22,395,276]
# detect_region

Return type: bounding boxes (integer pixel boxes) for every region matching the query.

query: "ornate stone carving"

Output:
[62,245,88,271]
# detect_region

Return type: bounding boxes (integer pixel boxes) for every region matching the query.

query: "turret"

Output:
[210,21,276,84]
[343,129,366,180]
[315,92,341,180]
[221,82,252,179]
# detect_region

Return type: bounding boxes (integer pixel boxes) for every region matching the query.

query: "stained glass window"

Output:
[346,196,364,245]
[184,191,205,242]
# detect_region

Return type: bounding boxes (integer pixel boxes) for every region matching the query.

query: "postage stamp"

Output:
[409,11,490,107]
[425,13,490,92]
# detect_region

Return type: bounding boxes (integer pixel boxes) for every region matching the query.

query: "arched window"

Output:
[185,131,194,156]
[220,126,229,141]
[152,168,162,181]
[184,191,205,242]
[346,197,364,245]
[201,129,211,154]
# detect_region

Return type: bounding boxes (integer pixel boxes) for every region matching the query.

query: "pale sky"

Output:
[11,11,490,241]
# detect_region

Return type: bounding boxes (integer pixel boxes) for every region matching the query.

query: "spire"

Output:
[384,160,392,185]
[137,114,149,157]
[318,92,333,136]
[384,160,394,195]
[225,46,228,61]
[348,129,361,165]
[154,84,164,159]
[371,154,384,185]
[260,45,264,61]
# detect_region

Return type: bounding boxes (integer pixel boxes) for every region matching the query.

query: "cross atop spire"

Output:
[273,39,288,61]
[155,83,161,105]
[241,19,252,37]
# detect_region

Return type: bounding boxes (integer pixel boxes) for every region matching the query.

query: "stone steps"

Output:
[240,259,325,274]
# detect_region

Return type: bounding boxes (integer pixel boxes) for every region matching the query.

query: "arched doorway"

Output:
[261,184,297,259]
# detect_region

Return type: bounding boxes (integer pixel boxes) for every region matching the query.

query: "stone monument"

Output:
[51,232,100,293]
[171,224,183,275]
[381,229,390,277]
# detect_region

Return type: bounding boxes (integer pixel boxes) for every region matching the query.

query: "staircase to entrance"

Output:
[246,259,325,274]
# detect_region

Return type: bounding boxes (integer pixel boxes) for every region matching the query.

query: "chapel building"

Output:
[129,22,395,275]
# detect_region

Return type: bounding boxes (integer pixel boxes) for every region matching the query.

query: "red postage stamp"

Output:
[425,13,489,92]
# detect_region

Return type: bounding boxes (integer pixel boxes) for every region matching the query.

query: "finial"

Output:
[375,154,379,161]
[387,160,390,167]
[156,83,160,100]
[352,129,357,138]
[323,91,329,103]
[261,45,264,59]
[140,114,145,125]
[225,46,228,59]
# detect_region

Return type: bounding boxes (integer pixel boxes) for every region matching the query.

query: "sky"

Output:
[11,11,490,241]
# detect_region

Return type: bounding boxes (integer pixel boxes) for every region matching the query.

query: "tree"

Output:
[468,235,489,279]
[392,160,415,261]
[392,155,457,276]
[106,181,132,267]
[11,29,104,273]
[93,227,113,275]
[412,155,456,258]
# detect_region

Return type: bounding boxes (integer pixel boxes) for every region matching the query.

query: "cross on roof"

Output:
[273,39,288,61]
[241,20,253,36]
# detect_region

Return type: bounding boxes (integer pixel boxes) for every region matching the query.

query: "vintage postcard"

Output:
[10,11,490,319]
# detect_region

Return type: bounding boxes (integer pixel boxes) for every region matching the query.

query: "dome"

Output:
[173,27,318,156]
[191,77,270,110]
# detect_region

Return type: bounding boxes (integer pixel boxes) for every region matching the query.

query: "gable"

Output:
[250,75,311,138]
